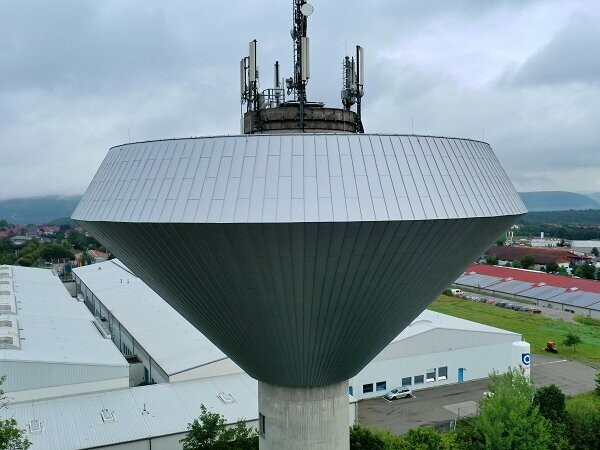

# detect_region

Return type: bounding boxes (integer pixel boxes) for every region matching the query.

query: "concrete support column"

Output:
[258,380,349,450]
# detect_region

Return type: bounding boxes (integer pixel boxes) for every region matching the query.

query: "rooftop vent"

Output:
[100,409,116,423]
[0,294,17,314]
[0,317,20,349]
[217,393,236,404]
[27,419,43,435]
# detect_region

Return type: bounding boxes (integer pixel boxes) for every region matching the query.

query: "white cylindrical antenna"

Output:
[274,61,280,88]
[240,58,247,98]
[356,46,364,90]
[301,37,310,81]
[249,40,257,82]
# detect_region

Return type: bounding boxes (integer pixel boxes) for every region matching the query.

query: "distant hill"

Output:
[518,209,600,225]
[0,195,82,225]
[587,192,600,203]
[518,191,600,212]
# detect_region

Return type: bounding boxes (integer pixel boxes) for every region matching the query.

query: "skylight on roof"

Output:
[100,409,116,423]
[27,419,43,435]
[217,393,236,404]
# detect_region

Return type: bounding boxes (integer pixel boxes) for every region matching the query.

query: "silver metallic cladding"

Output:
[74,134,525,387]
[73,134,526,224]
[78,216,518,387]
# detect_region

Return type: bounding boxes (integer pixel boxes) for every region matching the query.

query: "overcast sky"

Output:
[0,0,599,200]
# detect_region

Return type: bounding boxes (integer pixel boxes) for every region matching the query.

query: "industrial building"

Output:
[484,245,591,270]
[349,310,523,401]
[73,260,243,385]
[2,261,523,449]
[0,265,129,402]
[456,264,600,318]
[1,373,259,450]
[570,240,600,254]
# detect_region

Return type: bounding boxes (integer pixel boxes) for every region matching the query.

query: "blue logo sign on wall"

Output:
[521,353,531,366]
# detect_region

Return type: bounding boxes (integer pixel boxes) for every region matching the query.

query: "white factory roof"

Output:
[1,373,258,450]
[73,260,228,376]
[0,265,127,367]
[391,309,519,343]
[570,240,600,248]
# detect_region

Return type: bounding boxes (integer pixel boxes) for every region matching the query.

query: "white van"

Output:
[450,288,464,297]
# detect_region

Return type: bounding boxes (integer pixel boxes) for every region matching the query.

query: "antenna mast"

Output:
[239,1,364,134]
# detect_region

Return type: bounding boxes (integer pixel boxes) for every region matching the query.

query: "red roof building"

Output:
[485,245,591,266]
[463,263,600,294]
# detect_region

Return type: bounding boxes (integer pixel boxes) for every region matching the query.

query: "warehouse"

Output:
[2,372,259,450]
[0,265,129,402]
[349,310,524,400]
[570,240,600,255]
[456,264,600,318]
[73,260,243,385]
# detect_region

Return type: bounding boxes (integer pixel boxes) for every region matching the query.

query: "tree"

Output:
[403,426,447,450]
[563,332,582,352]
[495,235,507,246]
[592,247,599,257]
[39,243,74,261]
[454,368,551,450]
[0,377,31,450]
[533,385,567,423]
[566,394,600,449]
[545,261,559,273]
[79,251,94,266]
[595,370,600,397]
[350,425,385,450]
[511,260,522,268]
[485,254,498,265]
[67,230,88,251]
[574,264,596,280]
[520,255,535,270]
[180,404,257,450]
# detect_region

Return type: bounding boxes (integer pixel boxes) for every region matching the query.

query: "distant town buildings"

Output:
[485,244,592,270]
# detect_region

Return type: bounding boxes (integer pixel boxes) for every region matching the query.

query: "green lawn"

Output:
[429,295,600,367]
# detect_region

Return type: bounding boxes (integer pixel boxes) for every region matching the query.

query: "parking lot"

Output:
[459,291,577,323]
[358,354,597,435]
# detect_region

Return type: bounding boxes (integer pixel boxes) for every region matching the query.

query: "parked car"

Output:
[495,302,507,307]
[450,289,464,297]
[532,308,542,314]
[385,388,413,400]
[486,299,496,305]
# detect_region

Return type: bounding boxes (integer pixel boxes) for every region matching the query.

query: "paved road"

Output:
[358,354,597,435]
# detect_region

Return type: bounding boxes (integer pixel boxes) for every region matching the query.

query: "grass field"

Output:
[429,295,600,367]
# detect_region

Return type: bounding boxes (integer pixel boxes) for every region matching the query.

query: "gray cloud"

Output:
[0,0,598,199]
[508,15,600,85]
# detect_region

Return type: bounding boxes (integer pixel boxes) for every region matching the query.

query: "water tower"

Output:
[73,2,525,448]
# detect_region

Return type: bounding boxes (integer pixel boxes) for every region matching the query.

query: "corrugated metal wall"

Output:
[372,329,519,362]
[1,361,129,392]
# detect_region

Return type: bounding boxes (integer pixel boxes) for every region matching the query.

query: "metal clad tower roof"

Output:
[73,134,524,224]
[74,134,525,386]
